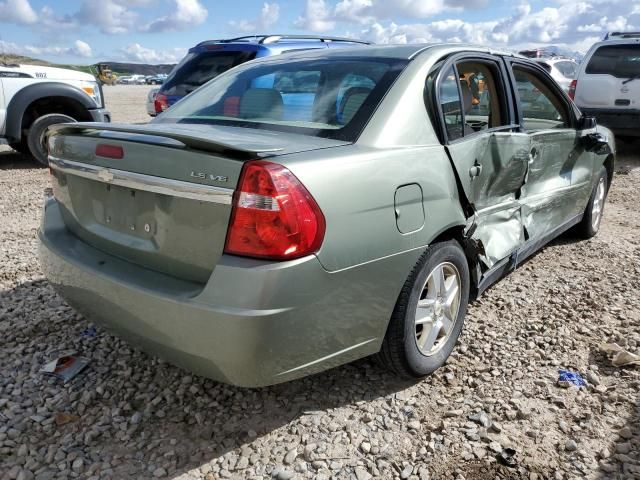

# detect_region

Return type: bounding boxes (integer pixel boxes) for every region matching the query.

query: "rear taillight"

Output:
[224,160,325,261]
[154,93,169,113]
[568,80,577,100]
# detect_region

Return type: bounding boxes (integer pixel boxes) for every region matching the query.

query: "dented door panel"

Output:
[447,132,529,211]
[446,132,529,267]
[520,129,583,239]
[473,203,524,267]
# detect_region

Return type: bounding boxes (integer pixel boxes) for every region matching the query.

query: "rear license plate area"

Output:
[97,184,158,238]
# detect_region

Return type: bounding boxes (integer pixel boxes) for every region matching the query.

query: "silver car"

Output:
[40,45,615,387]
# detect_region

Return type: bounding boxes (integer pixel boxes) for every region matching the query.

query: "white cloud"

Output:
[75,0,138,35]
[0,0,38,25]
[119,43,187,64]
[351,0,640,53]
[295,0,488,30]
[0,39,94,59]
[73,40,92,58]
[143,0,208,33]
[295,0,336,32]
[229,2,280,32]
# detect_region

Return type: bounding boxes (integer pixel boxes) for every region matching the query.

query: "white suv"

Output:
[1,62,110,164]
[533,57,579,93]
[572,32,640,139]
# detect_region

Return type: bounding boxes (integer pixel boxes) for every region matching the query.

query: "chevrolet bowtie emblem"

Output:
[97,169,114,182]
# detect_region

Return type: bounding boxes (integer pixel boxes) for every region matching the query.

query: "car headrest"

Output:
[240,88,284,120]
[339,86,372,124]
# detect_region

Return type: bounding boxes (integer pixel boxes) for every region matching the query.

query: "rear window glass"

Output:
[155,57,407,142]
[555,61,577,79]
[161,51,256,96]
[586,45,640,78]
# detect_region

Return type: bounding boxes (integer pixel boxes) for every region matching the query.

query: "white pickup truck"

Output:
[0,62,110,164]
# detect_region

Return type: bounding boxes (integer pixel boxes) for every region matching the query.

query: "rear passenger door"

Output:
[433,54,530,268]
[508,62,586,240]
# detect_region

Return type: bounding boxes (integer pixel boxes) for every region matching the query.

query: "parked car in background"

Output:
[118,75,146,85]
[41,45,614,387]
[0,62,109,163]
[146,74,167,85]
[152,34,372,115]
[532,57,579,92]
[146,88,160,117]
[571,32,640,139]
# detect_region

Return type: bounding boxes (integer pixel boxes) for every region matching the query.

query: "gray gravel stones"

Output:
[1,88,640,479]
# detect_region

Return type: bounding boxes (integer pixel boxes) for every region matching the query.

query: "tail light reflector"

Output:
[95,144,124,159]
[568,80,577,100]
[224,161,325,260]
[154,93,169,113]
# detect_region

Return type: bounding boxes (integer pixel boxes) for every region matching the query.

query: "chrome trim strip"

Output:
[49,156,233,205]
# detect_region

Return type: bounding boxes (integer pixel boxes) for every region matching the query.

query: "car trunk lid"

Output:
[47,122,347,283]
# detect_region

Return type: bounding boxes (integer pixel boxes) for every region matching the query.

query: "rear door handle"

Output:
[469,161,482,178]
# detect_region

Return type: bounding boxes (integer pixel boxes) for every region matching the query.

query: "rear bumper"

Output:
[89,108,111,123]
[581,108,640,137]
[39,200,415,386]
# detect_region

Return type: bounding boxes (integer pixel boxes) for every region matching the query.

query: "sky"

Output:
[0,0,638,65]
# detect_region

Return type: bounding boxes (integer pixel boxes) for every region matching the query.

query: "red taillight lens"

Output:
[154,93,169,113]
[95,144,123,159]
[568,80,577,100]
[224,160,325,260]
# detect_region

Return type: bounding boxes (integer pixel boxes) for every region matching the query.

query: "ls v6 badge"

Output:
[190,171,229,183]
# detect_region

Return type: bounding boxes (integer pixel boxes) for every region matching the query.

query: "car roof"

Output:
[188,38,520,60]
[239,43,520,61]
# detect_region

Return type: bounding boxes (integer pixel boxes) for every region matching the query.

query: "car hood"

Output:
[11,64,96,82]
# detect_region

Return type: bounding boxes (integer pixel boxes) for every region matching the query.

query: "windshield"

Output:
[155,56,408,141]
[161,51,257,96]
[586,45,640,78]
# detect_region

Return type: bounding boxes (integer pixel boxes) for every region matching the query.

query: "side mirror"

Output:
[579,115,597,130]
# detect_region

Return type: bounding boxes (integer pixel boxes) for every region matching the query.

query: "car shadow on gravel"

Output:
[2,279,421,478]
[0,149,44,169]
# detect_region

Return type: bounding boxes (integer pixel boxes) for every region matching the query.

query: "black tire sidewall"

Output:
[402,241,470,376]
[27,114,76,165]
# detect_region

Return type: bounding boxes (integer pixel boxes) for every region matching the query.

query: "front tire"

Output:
[576,166,608,239]
[378,240,470,378]
[26,113,76,165]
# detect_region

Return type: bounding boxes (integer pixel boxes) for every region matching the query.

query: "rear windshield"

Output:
[154,56,407,142]
[586,45,640,78]
[161,51,256,96]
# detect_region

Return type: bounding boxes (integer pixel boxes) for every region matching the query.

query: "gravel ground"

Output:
[1,85,639,480]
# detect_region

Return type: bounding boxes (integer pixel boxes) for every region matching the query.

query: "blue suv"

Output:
[154,34,371,114]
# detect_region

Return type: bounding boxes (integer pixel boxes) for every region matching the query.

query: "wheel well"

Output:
[603,154,614,191]
[431,225,483,300]
[20,96,92,135]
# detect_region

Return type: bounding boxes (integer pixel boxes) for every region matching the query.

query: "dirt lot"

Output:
[1,85,639,480]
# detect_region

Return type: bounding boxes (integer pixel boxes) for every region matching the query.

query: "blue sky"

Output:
[0,0,637,64]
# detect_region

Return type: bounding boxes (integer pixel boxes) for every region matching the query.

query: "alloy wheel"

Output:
[591,177,606,231]
[414,262,461,356]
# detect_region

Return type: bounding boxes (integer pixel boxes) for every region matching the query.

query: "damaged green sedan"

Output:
[39,45,615,387]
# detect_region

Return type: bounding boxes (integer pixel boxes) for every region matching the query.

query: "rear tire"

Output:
[378,240,470,378]
[576,166,608,239]
[26,113,76,165]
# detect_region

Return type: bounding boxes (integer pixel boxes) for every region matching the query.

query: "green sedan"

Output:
[39,45,615,387]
